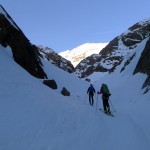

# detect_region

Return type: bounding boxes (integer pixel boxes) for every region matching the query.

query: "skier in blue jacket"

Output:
[87,84,95,106]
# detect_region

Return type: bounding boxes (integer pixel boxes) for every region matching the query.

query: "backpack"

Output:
[102,84,110,95]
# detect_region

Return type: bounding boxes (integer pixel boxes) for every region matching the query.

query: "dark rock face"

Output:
[74,37,124,78]
[43,80,57,89]
[120,53,136,73]
[134,37,150,93]
[61,87,70,96]
[0,5,47,79]
[75,54,104,78]
[134,38,150,75]
[99,37,119,55]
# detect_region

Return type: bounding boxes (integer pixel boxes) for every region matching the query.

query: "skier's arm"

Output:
[100,87,103,94]
[94,88,96,93]
[87,88,89,94]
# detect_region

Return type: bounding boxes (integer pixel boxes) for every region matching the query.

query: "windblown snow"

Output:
[0,42,150,150]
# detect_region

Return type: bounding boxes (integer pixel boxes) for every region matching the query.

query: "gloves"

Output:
[97,91,100,94]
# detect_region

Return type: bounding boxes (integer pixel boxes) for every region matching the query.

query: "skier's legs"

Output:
[89,95,93,105]
[89,95,91,105]
[105,99,111,113]
[102,98,107,112]
[91,95,94,106]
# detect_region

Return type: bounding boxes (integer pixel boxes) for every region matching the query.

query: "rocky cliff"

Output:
[134,37,150,93]
[37,45,75,73]
[75,18,150,79]
[0,5,47,79]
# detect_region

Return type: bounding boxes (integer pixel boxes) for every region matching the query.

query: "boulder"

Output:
[43,80,57,89]
[61,87,70,96]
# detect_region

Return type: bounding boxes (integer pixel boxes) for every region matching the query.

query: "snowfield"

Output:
[0,44,150,150]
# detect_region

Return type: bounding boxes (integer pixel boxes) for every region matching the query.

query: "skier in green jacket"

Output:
[99,84,111,114]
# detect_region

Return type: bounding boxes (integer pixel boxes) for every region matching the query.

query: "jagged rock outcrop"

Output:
[74,18,150,78]
[37,45,75,73]
[0,5,47,79]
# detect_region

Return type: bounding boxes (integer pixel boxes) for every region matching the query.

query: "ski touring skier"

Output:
[87,84,95,106]
[99,83,111,114]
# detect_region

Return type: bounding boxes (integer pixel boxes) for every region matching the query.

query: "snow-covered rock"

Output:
[59,43,108,67]
[37,45,75,73]
[74,18,150,80]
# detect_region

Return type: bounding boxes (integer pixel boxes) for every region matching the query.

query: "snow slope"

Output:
[59,43,108,67]
[0,44,150,150]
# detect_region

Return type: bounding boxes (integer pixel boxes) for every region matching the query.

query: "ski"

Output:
[99,109,114,117]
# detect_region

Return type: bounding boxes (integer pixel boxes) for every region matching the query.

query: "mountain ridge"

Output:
[59,42,108,67]
[37,45,75,73]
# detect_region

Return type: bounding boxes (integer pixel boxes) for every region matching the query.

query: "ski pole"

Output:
[109,99,116,112]
[96,93,98,110]
[84,94,88,104]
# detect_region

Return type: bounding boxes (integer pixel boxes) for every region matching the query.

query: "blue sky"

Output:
[1,0,150,52]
